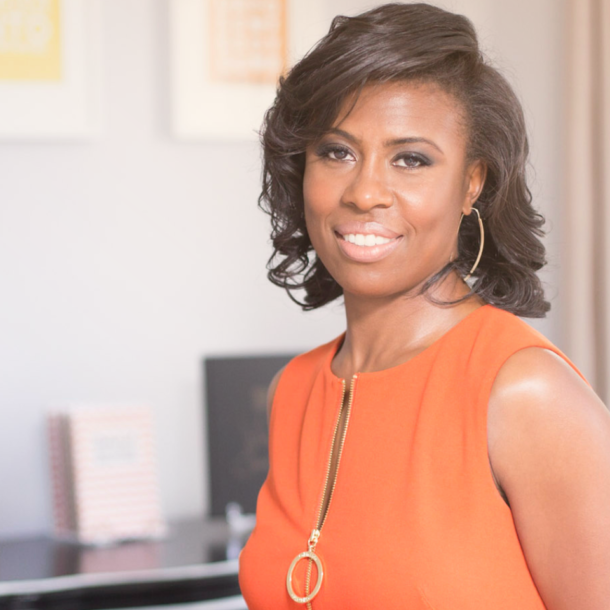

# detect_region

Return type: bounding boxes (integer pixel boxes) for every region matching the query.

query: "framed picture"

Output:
[0,0,102,139]
[204,353,296,517]
[169,0,327,140]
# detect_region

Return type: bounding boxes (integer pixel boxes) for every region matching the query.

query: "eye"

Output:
[315,144,355,163]
[394,153,431,169]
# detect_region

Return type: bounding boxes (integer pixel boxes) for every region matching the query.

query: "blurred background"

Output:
[0,0,607,545]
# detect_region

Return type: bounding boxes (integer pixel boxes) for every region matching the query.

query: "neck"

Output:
[332,271,485,378]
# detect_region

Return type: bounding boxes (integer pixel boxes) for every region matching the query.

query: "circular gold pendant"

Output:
[286,550,324,604]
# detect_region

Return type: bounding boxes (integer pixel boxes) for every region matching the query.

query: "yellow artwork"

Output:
[209,0,287,85]
[0,0,62,81]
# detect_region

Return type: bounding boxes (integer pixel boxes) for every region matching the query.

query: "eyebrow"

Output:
[327,127,444,155]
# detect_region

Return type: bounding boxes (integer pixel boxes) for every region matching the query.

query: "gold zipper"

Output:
[286,374,358,607]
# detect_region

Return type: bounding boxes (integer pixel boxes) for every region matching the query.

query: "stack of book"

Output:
[48,405,166,545]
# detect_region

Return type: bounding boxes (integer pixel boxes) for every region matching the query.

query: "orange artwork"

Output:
[208,0,287,85]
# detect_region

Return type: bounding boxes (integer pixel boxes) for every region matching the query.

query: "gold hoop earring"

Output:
[452,207,484,281]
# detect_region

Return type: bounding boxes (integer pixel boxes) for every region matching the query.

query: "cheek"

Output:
[303,166,339,214]
[303,167,341,243]
[396,173,463,230]
[303,198,328,257]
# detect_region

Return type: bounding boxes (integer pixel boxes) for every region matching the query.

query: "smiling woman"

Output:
[257,5,547,316]
[237,4,610,610]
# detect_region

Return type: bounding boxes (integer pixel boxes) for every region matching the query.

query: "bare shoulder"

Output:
[488,346,610,609]
[488,346,608,490]
[488,346,606,445]
[267,365,287,427]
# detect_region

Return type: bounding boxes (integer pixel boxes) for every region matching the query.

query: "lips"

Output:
[334,221,403,263]
[334,221,401,240]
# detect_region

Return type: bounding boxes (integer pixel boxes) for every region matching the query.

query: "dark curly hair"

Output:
[258,2,550,318]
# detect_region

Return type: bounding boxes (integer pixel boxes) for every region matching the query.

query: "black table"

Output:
[0,518,248,610]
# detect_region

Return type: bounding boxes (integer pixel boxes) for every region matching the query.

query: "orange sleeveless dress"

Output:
[238,304,590,609]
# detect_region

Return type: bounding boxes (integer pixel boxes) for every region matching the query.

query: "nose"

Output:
[341,157,393,211]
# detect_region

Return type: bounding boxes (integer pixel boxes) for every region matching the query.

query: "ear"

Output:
[462,160,487,215]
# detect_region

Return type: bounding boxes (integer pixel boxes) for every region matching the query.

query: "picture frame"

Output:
[169,0,327,140]
[204,353,296,517]
[0,0,103,140]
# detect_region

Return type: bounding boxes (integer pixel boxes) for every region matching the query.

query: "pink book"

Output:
[48,405,166,545]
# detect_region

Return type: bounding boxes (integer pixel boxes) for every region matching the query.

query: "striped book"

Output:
[47,405,166,545]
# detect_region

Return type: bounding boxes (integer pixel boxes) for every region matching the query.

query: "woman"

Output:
[238,3,610,609]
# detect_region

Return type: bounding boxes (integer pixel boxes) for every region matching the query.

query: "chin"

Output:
[334,274,410,301]
[330,262,443,302]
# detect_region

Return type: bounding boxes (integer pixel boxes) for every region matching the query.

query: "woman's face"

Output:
[303,80,486,300]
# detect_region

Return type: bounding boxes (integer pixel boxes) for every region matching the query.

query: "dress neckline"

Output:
[324,303,493,382]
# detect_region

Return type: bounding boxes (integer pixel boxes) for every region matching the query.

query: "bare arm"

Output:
[488,347,610,610]
[267,365,286,428]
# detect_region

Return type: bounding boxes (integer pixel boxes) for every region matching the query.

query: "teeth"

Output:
[342,233,393,246]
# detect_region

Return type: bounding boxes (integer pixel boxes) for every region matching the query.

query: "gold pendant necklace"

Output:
[286,375,357,607]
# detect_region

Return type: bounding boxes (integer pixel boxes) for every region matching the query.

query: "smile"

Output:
[341,233,393,246]
[334,230,403,263]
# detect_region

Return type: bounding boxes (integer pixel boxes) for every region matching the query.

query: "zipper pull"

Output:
[308,528,321,552]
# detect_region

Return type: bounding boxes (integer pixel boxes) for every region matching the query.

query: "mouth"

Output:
[338,232,395,246]
[334,224,403,263]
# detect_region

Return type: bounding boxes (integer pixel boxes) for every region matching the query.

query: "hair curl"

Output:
[258,2,550,318]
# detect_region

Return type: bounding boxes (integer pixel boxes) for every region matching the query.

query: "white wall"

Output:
[0,0,565,537]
